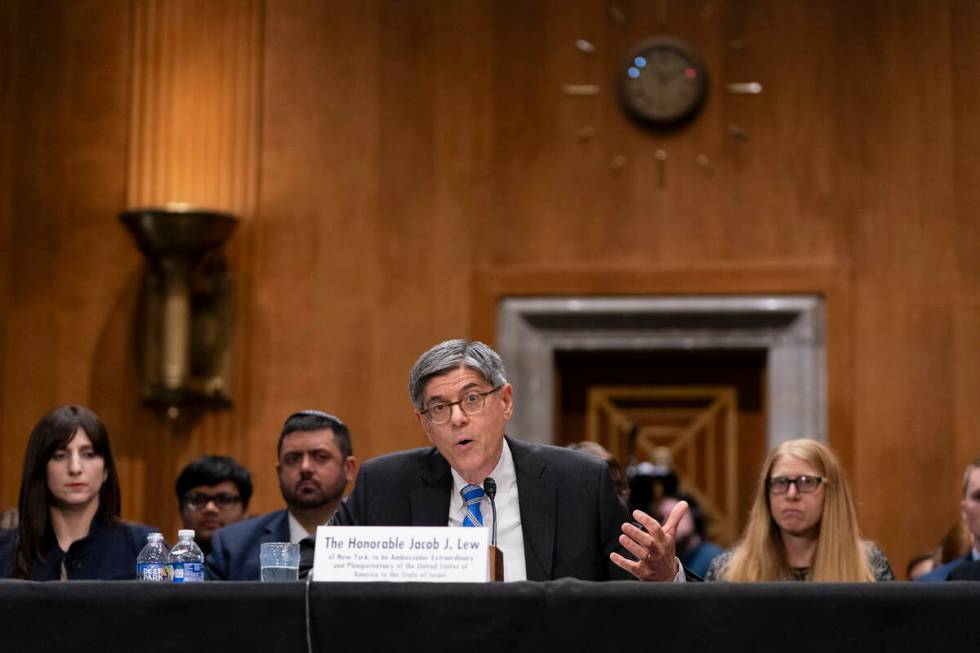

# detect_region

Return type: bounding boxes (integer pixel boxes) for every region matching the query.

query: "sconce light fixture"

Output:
[120,204,238,418]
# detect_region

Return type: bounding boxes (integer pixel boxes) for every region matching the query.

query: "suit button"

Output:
[72,560,82,569]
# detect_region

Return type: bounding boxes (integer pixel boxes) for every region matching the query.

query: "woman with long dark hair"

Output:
[0,405,155,579]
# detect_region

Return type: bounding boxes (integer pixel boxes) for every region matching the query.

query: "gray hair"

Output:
[408,339,509,410]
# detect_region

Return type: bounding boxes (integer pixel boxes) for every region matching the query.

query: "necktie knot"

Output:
[461,484,485,527]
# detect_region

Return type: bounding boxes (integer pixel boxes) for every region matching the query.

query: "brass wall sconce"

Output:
[120,205,238,418]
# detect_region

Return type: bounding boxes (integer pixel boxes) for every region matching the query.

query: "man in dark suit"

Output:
[207,411,357,580]
[330,339,685,582]
[918,457,980,581]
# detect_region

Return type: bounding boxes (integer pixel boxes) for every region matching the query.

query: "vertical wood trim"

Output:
[127,0,262,216]
[124,0,264,536]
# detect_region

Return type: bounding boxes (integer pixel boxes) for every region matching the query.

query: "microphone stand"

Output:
[483,477,503,582]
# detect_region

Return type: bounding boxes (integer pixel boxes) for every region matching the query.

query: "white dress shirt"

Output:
[288,511,317,544]
[446,438,685,583]
[448,439,527,582]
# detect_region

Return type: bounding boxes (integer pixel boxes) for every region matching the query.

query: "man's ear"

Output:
[499,383,514,420]
[343,456,357,483]
[414,410,434,443]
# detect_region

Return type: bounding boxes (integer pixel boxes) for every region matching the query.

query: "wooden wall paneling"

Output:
[0,0,134,510]
[252,0,387,509]
[372,0,498,451]
[372,0,445,456]
[126,0,263,534]
[951,1,980,479]
[845,2,959,571]
[0,0,17,508]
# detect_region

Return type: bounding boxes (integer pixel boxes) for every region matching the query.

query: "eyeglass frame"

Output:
[182,491,243,511]
[419,385,504,424]
[766,475,827,495]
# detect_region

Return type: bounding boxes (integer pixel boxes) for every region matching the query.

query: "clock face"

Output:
[618,37,709,128]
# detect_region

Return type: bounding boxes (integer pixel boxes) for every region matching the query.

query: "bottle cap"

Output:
[147,532,163,541]
[178,529,195,539]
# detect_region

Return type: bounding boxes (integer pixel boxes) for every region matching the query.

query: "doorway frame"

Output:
[469,263,854,469]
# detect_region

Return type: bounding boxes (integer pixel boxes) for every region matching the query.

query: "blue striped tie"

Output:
[461,484,485,527]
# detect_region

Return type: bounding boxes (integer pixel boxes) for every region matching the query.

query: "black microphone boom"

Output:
[482,477,498,547]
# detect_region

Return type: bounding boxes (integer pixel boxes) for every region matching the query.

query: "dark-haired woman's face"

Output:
[46,428,107,509]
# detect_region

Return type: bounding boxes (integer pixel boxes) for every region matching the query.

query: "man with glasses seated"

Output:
[175,455,252,557]
[207,411,357,580]
[329,339,687,582]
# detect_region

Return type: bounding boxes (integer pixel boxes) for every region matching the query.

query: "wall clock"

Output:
[618,36,708,129]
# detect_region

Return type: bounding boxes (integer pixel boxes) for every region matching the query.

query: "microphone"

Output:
[482,477,498,547]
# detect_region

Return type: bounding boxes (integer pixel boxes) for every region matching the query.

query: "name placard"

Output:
[311,526,490,583]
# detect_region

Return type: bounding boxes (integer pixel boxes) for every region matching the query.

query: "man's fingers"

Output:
[621,521,654,548]
[619,533,654,561]
[662,500,688,538]
[631,509,662,533]
[610,552,642,577]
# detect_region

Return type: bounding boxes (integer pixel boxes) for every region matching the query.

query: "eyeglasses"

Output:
[766,475,826,495]
[183,492,242,511]
[419,386,503,424]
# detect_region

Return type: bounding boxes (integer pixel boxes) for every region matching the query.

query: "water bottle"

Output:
[169,529,205,583]
[136,532,171,582]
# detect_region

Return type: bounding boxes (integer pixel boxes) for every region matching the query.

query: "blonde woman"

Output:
[706,438,893,581]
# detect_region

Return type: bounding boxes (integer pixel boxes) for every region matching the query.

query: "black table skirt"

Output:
[1,579,977,652]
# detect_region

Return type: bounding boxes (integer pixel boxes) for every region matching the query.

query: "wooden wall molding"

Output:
[470,262,856,473]
[127,0,263,215]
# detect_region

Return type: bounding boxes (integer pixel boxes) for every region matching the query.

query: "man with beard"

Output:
[206,411,356,580]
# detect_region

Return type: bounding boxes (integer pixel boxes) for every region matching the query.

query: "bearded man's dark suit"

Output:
[330,436,632,581]
[206,510,290,580]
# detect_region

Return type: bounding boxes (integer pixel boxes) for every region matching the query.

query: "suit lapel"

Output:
[269,510,290,542]
[510,438,557,581]
[410,450,453,526]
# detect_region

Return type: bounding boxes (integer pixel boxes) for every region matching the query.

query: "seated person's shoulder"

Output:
[213,510,284,540]
[948,559,980,581]
[917,557,967,582]
[862,540,895,581]
[117,520,160,548]
[523,441,607,474]
[704,549,734,581]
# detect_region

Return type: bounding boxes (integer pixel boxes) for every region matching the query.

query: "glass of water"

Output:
[260,542,300,581]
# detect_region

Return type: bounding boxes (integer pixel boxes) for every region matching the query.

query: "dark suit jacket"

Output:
[916,553,973,582]
[206,509,290,580]
[330,436,632,581]
[0,518,154,580]
[947,559,980,581]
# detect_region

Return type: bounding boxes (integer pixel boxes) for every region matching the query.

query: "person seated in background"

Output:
[906,550,939,580]
[656,494,723,579]
[916,458,980,581]
[705,438,894,582]
[207,410,356,580]
[626,448,678,515]
[175,455,252,557]
[566,441,630,507]
[0,405,156,580]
